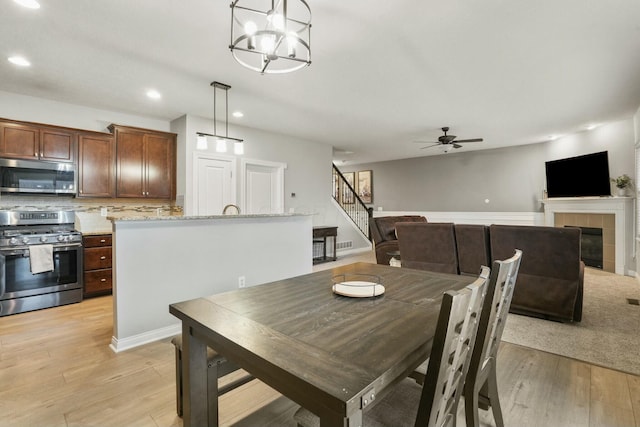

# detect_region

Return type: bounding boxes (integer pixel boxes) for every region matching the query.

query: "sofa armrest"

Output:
[373,240,400,265]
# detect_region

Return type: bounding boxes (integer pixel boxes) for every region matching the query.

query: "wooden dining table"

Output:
[169,262,474,427]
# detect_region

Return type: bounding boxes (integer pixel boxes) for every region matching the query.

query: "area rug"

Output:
[501,268,640,376]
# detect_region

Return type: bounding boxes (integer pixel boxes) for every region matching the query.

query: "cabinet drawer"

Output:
[85,269,112,294]
[83,234,112,248]
[84,247,112,270]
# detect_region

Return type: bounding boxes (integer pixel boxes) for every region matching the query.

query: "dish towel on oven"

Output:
[29,244,54,274]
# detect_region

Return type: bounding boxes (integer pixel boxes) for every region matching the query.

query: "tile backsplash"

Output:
[0,195,184,217]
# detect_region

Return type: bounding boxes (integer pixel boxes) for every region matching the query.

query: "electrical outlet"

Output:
[238,276,246,288]
[100,207,108,217]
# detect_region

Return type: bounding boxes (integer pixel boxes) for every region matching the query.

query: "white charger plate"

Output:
[332,281,385,298]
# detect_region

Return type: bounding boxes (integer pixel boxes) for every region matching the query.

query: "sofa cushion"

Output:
[489,225,582,322]
[396,222,459,274]
[508,273,579,320]
[455,224,491,276]
[374,216,427,243]
[490,225,581,281]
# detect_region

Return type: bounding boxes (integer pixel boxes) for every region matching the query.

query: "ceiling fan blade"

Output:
[453,143,462,149]
[412,140,437,144]
[419,144,441,150]
[453,138,483,143]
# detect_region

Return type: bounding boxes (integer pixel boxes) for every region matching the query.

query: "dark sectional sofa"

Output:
[370,216,584,322]
[369,215,428,266]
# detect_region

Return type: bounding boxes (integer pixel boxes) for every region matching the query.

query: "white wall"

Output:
[0,93,369,252]
[178,115,370,250]
[111,214,312,351]
[0,90,170,133]
[341,119,635,213]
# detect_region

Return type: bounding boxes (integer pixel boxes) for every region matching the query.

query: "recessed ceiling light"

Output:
[8,56,31,67]
[13,0,40,9]
[146,89,161,100]
[586,124,599,131]
[548,135,558,141]
[232,111,244,118]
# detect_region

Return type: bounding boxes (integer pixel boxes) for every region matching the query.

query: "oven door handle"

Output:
[0,242,82,256]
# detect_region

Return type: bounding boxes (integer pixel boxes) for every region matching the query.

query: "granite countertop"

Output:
[110,213,309,222]
[80,230,113,236]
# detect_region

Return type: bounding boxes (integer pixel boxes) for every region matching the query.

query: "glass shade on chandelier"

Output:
[196,134,208,150]
[230,0,311,74]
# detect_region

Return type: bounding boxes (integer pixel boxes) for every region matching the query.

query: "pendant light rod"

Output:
[203,81,243,143]
[196,81,244,152]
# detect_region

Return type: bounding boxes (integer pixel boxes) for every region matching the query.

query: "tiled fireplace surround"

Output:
[553,212,615,272]
[542,197,634,276]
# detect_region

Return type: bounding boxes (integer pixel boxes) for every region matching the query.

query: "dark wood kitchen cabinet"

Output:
[83,234,113,297]
[77,132,116,198]
[109,124,176,199]
[0,120,75,162]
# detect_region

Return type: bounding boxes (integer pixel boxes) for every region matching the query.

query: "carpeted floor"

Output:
[502,267,640,375]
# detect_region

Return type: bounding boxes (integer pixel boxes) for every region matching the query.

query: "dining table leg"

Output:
[320,409,363,427]
[182,324,209,427]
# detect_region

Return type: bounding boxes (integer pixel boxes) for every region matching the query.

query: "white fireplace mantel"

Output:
[541,197,635,276]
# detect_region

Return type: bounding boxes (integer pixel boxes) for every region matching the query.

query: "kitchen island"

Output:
[109,213,312,352]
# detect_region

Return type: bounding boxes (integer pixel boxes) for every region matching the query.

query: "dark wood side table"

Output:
[312,226,337,264]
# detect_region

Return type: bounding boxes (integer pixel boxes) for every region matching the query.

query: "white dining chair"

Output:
[464,249,522,427]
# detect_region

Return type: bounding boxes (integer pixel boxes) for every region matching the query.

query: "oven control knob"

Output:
[9,237,18,245]
[57,235,65,242]
[22,237,29,244]
[40,236,48,243]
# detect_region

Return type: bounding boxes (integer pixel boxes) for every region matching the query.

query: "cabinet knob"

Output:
[100,256,106,260]
[100,278,107,282]
[100,239,106,243]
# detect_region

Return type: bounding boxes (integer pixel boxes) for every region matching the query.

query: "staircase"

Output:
[332,164,372,239]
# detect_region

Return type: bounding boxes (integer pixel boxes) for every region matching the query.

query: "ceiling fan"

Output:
[415,127,483,152]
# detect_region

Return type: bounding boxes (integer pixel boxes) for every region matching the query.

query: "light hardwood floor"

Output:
[1,288,639,426]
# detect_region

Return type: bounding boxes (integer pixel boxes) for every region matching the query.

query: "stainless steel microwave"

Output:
[0,158,76,195]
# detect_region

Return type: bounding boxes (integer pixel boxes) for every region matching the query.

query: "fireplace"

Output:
[542,197,634,276]
[567,226,603,269]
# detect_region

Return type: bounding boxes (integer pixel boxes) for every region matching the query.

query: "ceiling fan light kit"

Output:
[230,0,312,74]
[416,126,483,152]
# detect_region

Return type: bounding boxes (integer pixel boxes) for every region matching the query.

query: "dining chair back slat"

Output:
[416,265,489,427]
[464,249,522,427]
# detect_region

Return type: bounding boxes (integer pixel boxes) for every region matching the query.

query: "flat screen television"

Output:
[545,151,611,198]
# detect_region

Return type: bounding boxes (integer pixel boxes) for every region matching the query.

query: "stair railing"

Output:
[332,164,373,239]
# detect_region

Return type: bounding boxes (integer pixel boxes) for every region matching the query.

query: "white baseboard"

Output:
[374,211,544,226]
[110,323,180,353]
[337,245,373,257]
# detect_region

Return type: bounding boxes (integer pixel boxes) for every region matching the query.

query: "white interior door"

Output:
[194,154,235,215]
[241,159,286,214]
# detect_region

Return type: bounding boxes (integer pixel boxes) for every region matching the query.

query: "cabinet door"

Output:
[0,123,39,160]
[40,128,75,162]
[78,133,116,197]
[144,133,174,199]
[116,129,145,198]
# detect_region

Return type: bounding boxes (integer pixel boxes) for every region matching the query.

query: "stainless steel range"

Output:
[0,210,83,316]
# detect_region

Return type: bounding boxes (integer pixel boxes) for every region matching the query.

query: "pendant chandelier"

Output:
[196,81,244,155]
[229,0,312,74]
